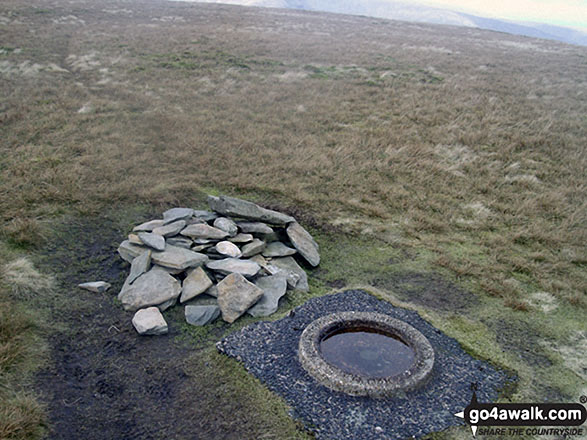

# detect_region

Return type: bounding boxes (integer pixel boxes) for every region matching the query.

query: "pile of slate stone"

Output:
[116,195,320,335]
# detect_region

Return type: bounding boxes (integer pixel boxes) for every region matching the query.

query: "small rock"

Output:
[208,195,294,225]
[133,219,165,232]
[78,281,111,293]
[213,217,238,236]
[206,258,260,278]
[132,307,168,335]
[181,224,230,240]
[248,275,288,317]
[151,244,208,271]
[127,250,152,284]
[152,220,186,237]
[119,267,182,311]
[128,233,143,245]
[138,232,166,251]
[193,238,215,245]
[163,207,194,224]
[193,210,218,222]
[215,241,242,258]
[183,293,217,306]
[241,239,266,258]
[217,273,264,323]
[262,241,297,257]
[180,267,213,303]
[166,236,193,249]
[185,305,220,326]
[236,221,274,234]
[228,233,253,243]
[286,222,320,266]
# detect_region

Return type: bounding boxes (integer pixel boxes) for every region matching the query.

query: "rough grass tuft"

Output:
[1,258,55,298]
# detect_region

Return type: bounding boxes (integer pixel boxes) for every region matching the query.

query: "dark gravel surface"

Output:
[217,290,511,440]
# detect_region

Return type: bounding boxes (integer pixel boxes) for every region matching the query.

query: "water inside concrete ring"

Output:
[298,311,434,397]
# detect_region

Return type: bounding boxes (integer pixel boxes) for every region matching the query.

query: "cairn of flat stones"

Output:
[116,195,320,335]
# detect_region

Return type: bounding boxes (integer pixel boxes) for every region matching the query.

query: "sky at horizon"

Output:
[405,0,587,31]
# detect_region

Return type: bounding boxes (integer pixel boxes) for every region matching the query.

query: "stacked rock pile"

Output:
[116,195,320,335]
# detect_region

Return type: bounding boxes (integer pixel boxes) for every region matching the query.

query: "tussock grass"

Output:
[1,258,56,298]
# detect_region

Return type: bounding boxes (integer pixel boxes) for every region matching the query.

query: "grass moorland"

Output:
[0,0,586,438]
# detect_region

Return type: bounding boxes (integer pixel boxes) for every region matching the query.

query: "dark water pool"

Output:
[319,327,415,378]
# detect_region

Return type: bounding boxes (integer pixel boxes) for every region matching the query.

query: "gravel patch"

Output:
[217,289,510,439]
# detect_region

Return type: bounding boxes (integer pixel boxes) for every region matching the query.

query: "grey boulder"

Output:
[152,220,186,237]
[217,273,264,323]
[247,275,288,317]
[180,267,213,303]
[262,241,297,257]
[119,267,182,312]
[213,217,238,236]
[286,222,320,267]
[267,256,309,292]
[127,250,152,284]
[185,305,220,326]
[181,224,229,240]
[163,207,194,224]
[132,307,168,335]
[151,244,208,271]
[236,221,274,235]
[133,219,165,232]
[241,239,266,258]
[208,195,294,225]
[206,258,260,278]
[138,232,166,251]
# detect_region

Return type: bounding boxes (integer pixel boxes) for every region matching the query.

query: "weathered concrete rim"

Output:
[298,311,435,398]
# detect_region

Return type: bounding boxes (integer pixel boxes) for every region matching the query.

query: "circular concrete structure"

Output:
[298,311,434,398]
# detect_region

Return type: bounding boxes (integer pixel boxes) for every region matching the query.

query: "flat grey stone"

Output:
[78,281,111,293]
[185,305,220,326]
[262,241,297,257]
[119,267,182,312]
[133,219,165,232]
[228,233,253,243]
[163,207,194,224]
[213,217,238,236]
[138,232,166,251]
[132,307,168,335]
[118,240,148,263]
[193,210,218,222]
[127,250,152,284]
[286,222,320,267]
[236,221,274,234]
[248,275,288,317]
[208,195,295,225]
[241,239,266,258]
[152,220,186,237]
[217,273,264,323]
[267,256,309,292]
[181,224,230,240]
[215,241,242,258]
[151,244,208,271]
[166,236,193,249]
[206,258,260,278]
[180,267,213,303]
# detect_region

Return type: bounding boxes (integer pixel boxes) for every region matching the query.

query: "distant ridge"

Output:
[186,0,587,46]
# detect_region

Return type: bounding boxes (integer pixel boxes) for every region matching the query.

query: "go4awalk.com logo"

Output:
[454,389,587,437]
